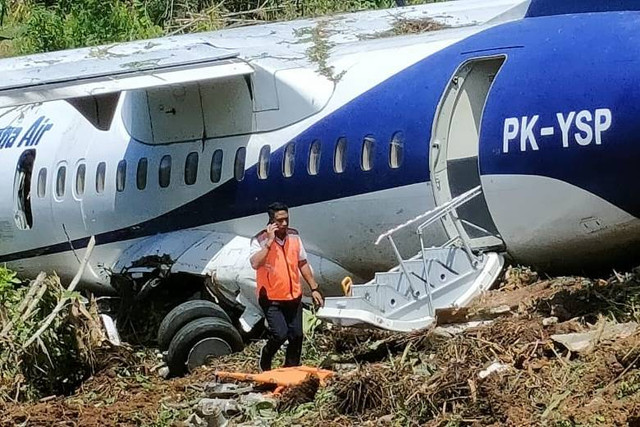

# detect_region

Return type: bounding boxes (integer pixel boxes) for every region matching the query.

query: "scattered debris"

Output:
[551,321,638,354]
[5,265,640,426]
[478,361,510,379]
[205,383,254,398]
[358,16,448,40]
[196,397,240,419]
[391,16,448,35]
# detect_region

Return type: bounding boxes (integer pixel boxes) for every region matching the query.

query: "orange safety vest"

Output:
[254,229,303,301]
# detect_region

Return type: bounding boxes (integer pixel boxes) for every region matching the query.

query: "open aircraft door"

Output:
[430,57,506,250]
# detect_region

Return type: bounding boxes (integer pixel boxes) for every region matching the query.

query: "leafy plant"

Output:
[0,270,107,403]
[0,265,21,306]
[16,0,162,54]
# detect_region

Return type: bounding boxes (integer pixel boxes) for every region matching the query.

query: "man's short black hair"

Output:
[267,202,288,221]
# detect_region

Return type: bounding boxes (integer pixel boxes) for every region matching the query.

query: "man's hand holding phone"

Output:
[265,223,278,248]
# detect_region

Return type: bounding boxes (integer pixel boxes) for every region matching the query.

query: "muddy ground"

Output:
[3,266,640,426]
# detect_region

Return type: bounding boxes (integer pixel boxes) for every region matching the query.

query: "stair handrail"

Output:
[373,186,483,304]
[375,185,482,245]
[417,186,483,268]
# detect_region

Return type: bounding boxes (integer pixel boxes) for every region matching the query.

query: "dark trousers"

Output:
[259,297,303,370]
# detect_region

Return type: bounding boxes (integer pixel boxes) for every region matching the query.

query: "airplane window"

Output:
[116,160,127,192]
[14,150,36,230]
[361,135,375,171]
[210,149,223,183]
[56,166,66,198]
[137,158,148,190]
[96,162,106,194]
[234,147,246,181]
[258,145,270,180]
[185,152,199,186]
[76,164,86,196]
[283,143,295,178]
[37,168,47,198]
[159,155,172,188]
[308,140,321,176]
[334,137,347,173]
[390,132,404,169]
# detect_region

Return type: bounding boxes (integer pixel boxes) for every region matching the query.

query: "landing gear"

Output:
[157,300,232,350]
[158,300,244,375]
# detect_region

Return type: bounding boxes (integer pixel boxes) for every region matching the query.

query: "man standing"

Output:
[250,202,324,371]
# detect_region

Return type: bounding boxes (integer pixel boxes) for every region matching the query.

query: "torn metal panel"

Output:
[113,230,212,274]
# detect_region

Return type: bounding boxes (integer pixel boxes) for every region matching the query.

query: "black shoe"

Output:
[259,343,271,372]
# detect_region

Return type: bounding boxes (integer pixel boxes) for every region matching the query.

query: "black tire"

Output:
[167,317,244,376]
[157,300,232,350]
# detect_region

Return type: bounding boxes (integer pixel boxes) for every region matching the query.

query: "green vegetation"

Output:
[16,0,161,54]
[0,0,447,57]
[0,268,106,402]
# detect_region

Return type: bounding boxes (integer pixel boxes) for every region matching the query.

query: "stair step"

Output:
[318,251,504,332]
[316,185,503,332]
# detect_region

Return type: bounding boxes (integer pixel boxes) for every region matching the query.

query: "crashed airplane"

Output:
[0,0,639,373]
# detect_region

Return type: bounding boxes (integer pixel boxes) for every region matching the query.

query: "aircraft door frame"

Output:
[430,56,506,250]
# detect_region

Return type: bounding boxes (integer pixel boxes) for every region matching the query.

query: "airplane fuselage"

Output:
[1,1,640,298]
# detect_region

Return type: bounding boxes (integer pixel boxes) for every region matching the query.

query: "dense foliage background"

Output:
[0,0,444,56]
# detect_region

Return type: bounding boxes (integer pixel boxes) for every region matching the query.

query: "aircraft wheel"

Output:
[166,317,244,376]
[157,300,232,350]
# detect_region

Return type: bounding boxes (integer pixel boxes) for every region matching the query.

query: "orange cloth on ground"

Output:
[215,365,333,388]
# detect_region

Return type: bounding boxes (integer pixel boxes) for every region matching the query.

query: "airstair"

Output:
[317,186,504,332]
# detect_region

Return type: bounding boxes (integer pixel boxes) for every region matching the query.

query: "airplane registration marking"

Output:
[502,108,612,153]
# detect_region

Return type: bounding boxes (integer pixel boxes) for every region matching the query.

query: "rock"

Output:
[478,362,509,379]
[204,382,254,398]
[240,393,278,425]
[551,321,638,354]
[158,366,170,379]
[196,398,240,418]
[433,321,493,338]
[489,305,511,314]
[333,363,358,373]
[185,413,208,427]
[239,393,277,409]
[543,316,559,326]
[431,326,454,338]
[551,332,593,353]
[193,400,231,427]
[378,414,394,424]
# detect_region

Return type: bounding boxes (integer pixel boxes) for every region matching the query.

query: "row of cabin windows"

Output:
[258,132,405,180]
[37,149,231,199]
[37,132,405,199]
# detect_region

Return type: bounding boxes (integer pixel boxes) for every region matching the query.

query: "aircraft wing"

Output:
[0,41,253,107]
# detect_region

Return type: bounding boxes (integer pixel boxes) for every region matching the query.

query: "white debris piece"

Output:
[478,362,509,379]
[551,322,638,354]
[100,314,121,345]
